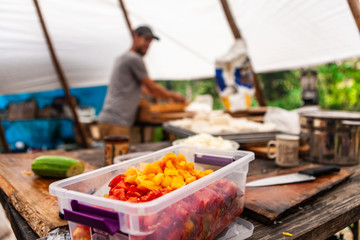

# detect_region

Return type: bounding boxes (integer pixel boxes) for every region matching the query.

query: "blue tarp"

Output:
[0,85,107,115]
[0,85,108,151]
[2,119,74,150]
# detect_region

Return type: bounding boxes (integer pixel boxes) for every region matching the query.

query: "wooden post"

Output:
[220,0,242,39]
[220,0,267,106]
[0,121,10,153]
[33,0,89,148]
[119,0,134,38]
[347,0,360,33]
[251,68,267,106]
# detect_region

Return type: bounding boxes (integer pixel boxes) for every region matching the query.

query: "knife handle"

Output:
[298,165,340,177]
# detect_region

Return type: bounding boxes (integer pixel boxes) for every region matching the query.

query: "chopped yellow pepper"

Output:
[123,152,214,192]
[143,163,158,175]
[138,180,160,191]
[282,232,293,237]
[171,176,185,189]
[153,173,164,185]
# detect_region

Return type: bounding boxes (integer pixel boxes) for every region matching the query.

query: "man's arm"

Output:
[141,85,152,97]
[142,77,185,102]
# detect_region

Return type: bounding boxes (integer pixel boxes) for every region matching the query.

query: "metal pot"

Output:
[300,110,360,165]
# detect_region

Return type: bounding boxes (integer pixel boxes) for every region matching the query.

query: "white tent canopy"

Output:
[231,0,360,73]
[1,0,360,95]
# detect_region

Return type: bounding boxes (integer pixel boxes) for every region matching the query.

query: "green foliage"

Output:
[257,60,360,111]
[157,78,225,110]
[316,61,360,111]
[266,88,302,110]
[152,126,164,142]
[258,70,302,110]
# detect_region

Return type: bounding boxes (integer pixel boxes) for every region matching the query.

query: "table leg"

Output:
[0,189,39,240]
[352,220,359,240]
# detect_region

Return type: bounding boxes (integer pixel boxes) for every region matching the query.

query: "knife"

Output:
[246,165,340,187]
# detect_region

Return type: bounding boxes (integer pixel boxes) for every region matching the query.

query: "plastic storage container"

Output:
[49,145,255,240]
[114,152,153,164]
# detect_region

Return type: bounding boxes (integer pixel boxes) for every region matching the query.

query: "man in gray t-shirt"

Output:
[97,25,185,138]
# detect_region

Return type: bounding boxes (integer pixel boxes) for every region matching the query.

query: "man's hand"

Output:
[142,77,187,103]
[170,92,186,103]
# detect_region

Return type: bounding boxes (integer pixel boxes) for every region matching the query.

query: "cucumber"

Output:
[31,155,85,178]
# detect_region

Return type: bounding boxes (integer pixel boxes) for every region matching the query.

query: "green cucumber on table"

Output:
[31,155,85,178]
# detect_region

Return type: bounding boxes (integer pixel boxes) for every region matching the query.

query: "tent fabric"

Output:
[123,0,234,80]
[0,0,131,95]
[1,0,360,96]
[230,0,360,73]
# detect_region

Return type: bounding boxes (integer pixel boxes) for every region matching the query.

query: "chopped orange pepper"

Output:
[185,176,196,184]
[203,170,214,176]
[165,160,176,169]
[164,168,178,176]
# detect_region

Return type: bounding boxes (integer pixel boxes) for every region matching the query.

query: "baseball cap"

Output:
[133,26,160,40]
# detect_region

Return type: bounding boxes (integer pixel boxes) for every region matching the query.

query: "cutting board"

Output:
[244,164,352,225]
[0,150,98,237]
[137,100,194,124]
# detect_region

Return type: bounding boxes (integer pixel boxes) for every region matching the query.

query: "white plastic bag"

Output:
[263,107,300,135]
[185,95,213,113]
[215,39,255,112]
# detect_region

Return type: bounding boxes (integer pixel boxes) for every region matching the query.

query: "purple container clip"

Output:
[64,200,120,235]
[194,153,235,166]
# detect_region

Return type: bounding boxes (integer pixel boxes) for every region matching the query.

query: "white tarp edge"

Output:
[229,0,360,73]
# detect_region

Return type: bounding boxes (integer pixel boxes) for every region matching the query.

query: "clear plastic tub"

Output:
[113,152,153,164]
[49,145,254,240]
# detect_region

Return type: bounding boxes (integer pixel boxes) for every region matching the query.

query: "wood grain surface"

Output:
[0,150,97,237]
[244,164,353,225]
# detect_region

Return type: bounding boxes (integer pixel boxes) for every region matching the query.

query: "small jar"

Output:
[104,136,129,166]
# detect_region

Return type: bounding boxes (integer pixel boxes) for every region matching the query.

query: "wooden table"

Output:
[246,158,360,240]
[1,142,359,240]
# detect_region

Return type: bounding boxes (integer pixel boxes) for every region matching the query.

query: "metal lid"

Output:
[301,110,360,120]
[275,134,299,141]
[104,135,129,142]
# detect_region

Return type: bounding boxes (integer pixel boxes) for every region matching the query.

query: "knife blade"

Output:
[246,165,340,187]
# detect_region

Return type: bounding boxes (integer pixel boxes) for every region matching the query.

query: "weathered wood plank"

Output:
[244,165,353,225]
[245,162,360,240]
[0,150,97,237]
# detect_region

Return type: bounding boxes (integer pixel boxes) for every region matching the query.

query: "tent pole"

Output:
[0,121,10,153]
[251,67,267,106]
[220,0,267,106]
[119,0,134,39]
[33,0,89,148]
[347,0,360,33]
[220,0,241,39]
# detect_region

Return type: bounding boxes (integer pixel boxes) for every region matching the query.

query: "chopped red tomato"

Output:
[108,174,124,188]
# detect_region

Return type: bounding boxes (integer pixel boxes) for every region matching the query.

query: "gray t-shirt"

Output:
[98,51,148,126]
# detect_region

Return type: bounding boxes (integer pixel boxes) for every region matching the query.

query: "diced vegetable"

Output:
[105,152,214,202]
[104,152,244,239]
